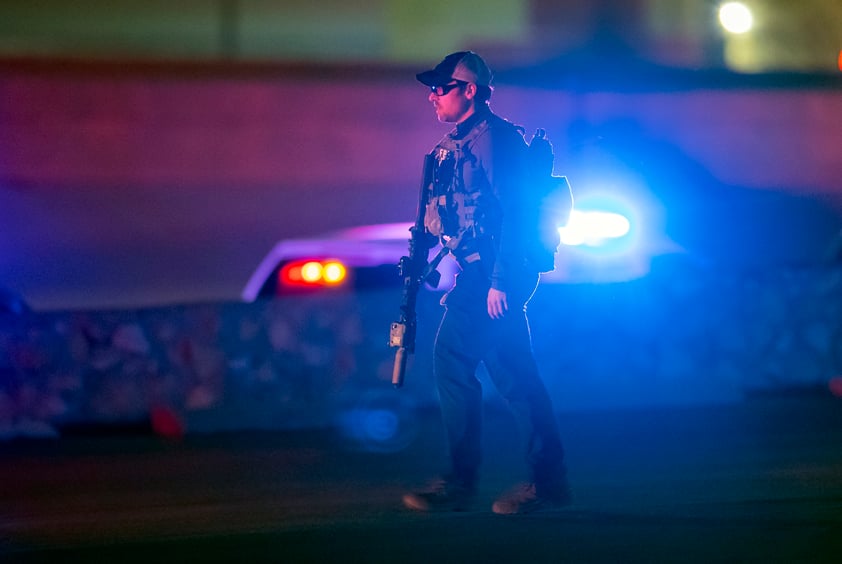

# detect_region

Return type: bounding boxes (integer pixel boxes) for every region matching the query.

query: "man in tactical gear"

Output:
[402,51,572,515]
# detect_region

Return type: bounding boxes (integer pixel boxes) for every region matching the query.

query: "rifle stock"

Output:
[390,153,435,387]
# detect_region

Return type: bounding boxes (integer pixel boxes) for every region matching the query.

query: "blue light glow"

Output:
[559,210,631,247]
[335,389,419,453]
[539,185,669,283]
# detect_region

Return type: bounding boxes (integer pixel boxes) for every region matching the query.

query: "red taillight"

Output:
[279,259,348,288]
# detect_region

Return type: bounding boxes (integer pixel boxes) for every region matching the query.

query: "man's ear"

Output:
[463,82,477,100]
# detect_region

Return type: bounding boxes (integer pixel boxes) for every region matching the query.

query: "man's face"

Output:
[428,81,474,124]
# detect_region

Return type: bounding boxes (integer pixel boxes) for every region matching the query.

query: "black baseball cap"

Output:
[416,51,493,87]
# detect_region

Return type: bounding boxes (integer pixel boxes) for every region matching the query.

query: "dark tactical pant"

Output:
[434,261,567,494]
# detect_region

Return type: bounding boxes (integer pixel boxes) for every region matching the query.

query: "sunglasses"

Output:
[430,81,466,96]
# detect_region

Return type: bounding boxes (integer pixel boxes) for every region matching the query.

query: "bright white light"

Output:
[559,210,631,247]
[300,261,323,282]
[322,261,347,284]
[719,2,753,34]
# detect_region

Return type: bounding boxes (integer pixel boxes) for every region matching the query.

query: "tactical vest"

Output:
[423,116,512,263]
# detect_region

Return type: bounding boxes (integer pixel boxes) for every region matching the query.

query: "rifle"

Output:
[389,153,440,388]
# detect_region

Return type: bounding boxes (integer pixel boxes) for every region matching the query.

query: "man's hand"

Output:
[487,288,508,319]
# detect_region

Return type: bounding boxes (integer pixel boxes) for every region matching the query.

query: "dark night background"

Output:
[2,1,842,561]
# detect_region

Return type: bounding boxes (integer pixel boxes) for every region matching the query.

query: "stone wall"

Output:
[3,262,841,440]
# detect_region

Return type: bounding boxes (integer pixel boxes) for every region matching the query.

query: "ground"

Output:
[2,393,841,562]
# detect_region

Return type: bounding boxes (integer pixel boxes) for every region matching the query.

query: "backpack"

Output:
[524,128,574,273]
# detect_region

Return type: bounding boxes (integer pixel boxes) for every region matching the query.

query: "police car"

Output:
[241,197,678,302]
